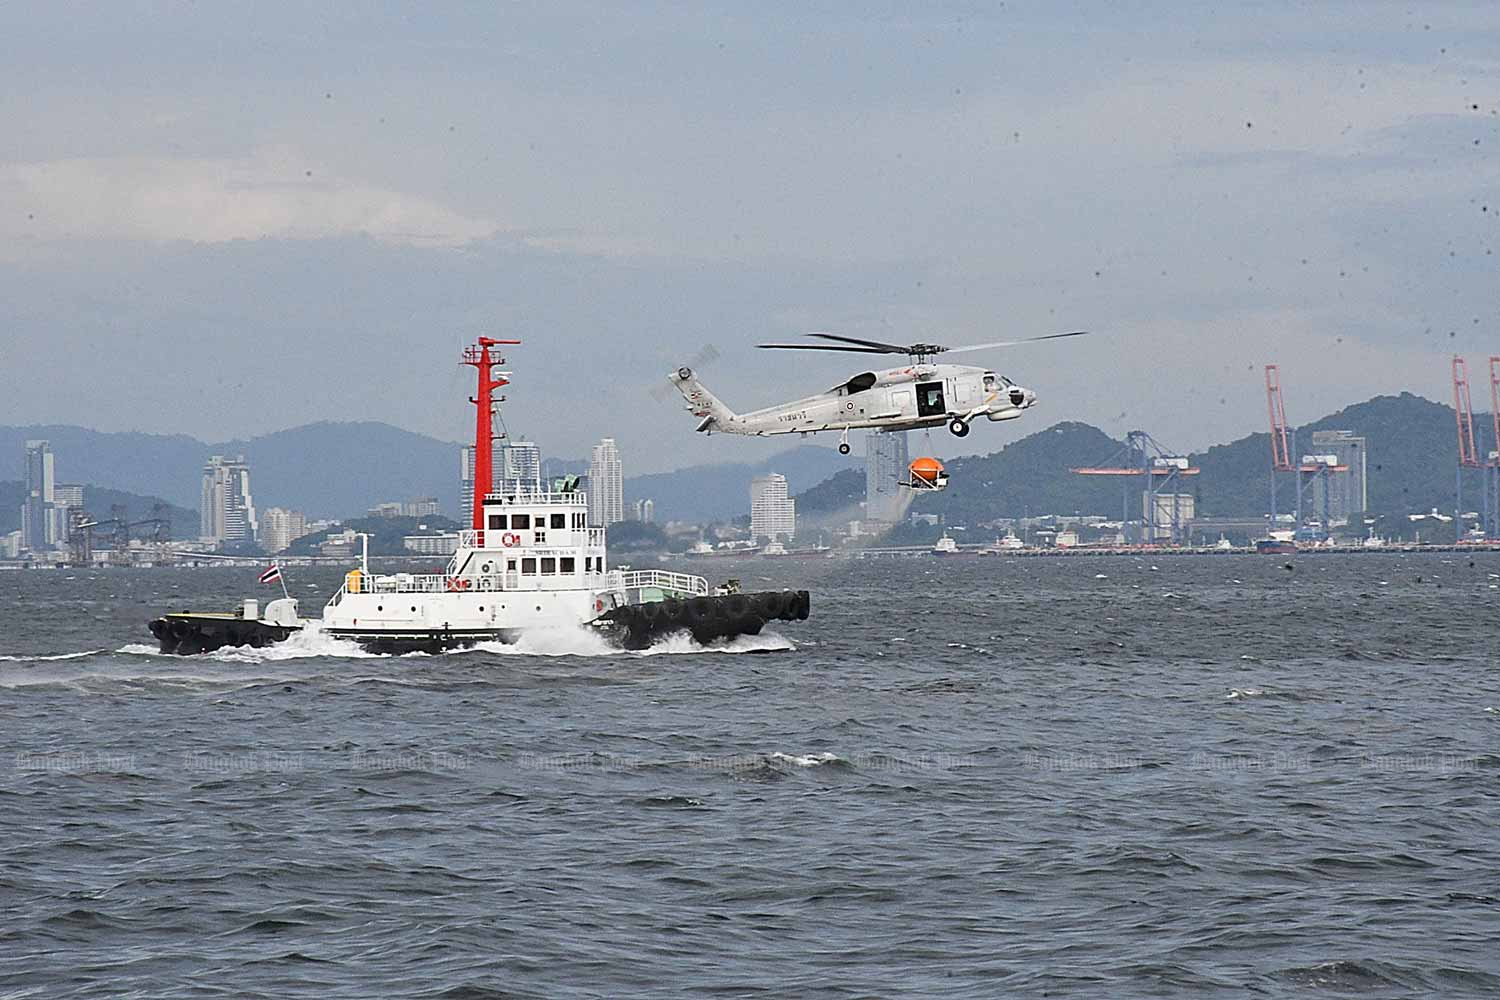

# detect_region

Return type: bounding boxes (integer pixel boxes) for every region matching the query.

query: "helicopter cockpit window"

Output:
[842,372,878,395]
[983,374,997,393]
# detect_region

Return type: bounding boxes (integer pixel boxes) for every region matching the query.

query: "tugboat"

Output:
[148,339,810,654]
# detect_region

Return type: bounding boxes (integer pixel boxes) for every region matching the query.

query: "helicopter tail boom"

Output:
[669,366,741,433]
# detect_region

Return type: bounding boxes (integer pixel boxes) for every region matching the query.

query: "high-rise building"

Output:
[751,473,796,542]
[260,507,308,553]
[588,438,624,526]
[632,498,655,523]
[501,441,541,492]
[21,440,58,552]
[54,484,84,510]
[865,430,910,523]
[200,455,257,546]
[1309,430,1368,526]
[405,497,442,518]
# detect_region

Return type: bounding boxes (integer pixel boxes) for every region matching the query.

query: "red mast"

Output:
[462,337,521,535]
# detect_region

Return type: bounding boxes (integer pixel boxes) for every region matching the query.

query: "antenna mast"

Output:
[462,337,521,533]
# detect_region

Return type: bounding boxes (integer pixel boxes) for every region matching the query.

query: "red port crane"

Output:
[1488,357,1500,539]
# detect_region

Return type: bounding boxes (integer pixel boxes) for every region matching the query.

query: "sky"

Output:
[2,1,1498,473]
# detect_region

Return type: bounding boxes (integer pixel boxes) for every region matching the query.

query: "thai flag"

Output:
[258,564,283,585]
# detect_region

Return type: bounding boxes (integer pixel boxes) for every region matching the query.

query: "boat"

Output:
[1255,538,1297,555]
[149,339,810,654]
[976,531,1025,555]
[760,540,791,558]
[931,532,960,556]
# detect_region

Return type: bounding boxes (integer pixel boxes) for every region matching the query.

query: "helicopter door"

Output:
[888,387,913,415]
[915,381,946,417]
[951,377,973,407]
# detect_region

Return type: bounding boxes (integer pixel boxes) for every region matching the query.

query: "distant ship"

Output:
[1255,538,1297,555]
[977,532,1025,555]
[931,532,960,556]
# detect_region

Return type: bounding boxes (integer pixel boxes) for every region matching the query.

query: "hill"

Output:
[905,422,1135,524]
[1193,392,1479,517]
[0,482,197,539]
[0,422,853,525]
[791,392,1489,528]
[0,422,465,518]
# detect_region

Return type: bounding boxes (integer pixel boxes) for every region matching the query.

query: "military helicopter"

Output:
[668,330,1086,454]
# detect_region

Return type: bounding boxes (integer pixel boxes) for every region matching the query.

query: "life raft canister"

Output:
[345,569,363,594]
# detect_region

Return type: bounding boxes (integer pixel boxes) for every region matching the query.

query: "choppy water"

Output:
[2,554,1499,998]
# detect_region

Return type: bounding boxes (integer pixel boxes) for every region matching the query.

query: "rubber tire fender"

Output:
[725,594,750,618]
[687,597,715,623]
[754,592,783,618]
[796,590,811,620]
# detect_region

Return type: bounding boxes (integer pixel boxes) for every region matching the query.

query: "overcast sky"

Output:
[2,2,1497,472]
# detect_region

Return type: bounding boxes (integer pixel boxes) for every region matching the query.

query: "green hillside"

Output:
[792,393,1487,528]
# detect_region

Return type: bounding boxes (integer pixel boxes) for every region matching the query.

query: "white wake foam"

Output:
[769,751,842,767]
[0,650,104,662]
[460,626,795,658]
[122,621,794,661]
[118,622,382,662]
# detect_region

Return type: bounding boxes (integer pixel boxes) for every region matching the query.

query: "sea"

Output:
[2,552,1498,999]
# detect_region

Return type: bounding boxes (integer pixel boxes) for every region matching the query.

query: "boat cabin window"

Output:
[841,371,878,395]
[522,557,537,574]
[551,513,566,529]
[488,514,505,530]
[560,557,575,574]
[541,557,556,575]
[511,513,531,530]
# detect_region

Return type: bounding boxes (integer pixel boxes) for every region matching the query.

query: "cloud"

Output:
[1,149,497,248]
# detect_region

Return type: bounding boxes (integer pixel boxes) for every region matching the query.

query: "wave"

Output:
[0,650,105,662]
[455,626,794,658]
[117,621,794,663]
[768,751,843,767]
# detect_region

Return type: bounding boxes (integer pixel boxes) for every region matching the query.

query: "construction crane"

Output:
[67,510,123,566]
[1489,357,1500,540]
[1453,356,1482,543]
[1072,430,1200,544]
[1263,364,1349,540]
[1264,364,1295,522]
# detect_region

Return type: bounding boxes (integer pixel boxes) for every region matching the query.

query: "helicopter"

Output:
[668,330,1087,454]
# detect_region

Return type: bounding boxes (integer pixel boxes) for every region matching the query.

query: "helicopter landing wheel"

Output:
[838,442,851,455]
[948,419,970,438]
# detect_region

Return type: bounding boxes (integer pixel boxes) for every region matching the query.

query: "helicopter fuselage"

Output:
[669,362,1037,445]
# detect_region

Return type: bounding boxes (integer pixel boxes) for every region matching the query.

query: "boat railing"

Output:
[480,490,590,506]
[616,569,710,597]
[452,527,607,550]
[325,568,637,608]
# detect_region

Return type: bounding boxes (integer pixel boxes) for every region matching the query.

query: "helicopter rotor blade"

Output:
[940,330,1089,355]
[804,332,912,353]
[758,343,894,354]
